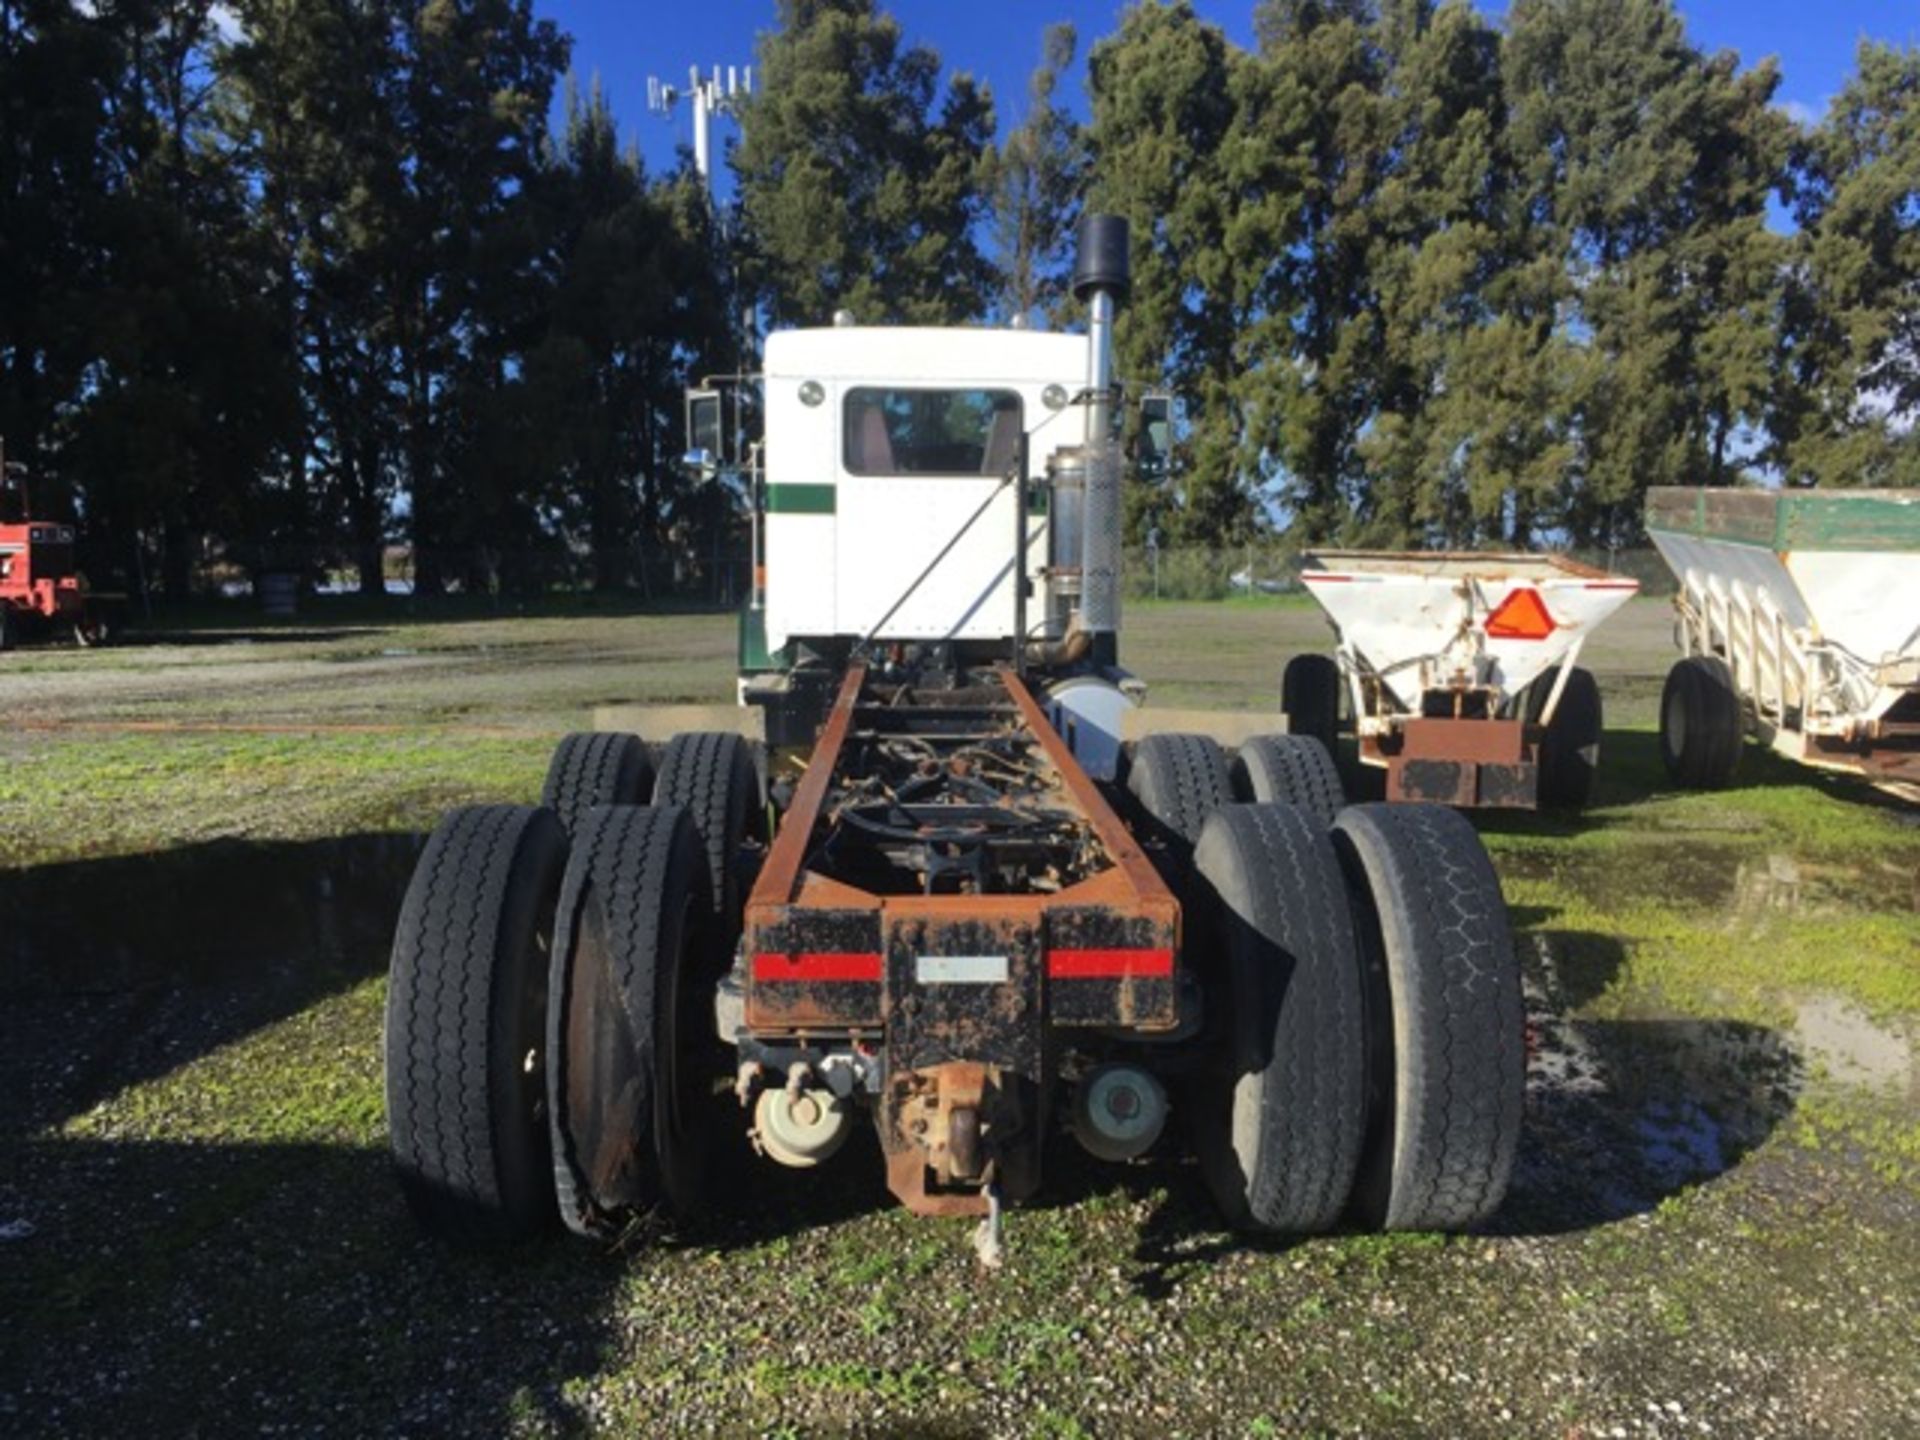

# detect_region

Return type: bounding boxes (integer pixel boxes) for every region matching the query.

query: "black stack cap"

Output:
[1071,214,1131,304]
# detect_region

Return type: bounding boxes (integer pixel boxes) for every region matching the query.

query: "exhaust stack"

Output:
[1072,214,1130,668]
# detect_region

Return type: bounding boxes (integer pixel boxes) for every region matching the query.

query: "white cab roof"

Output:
[764,326,1088,384]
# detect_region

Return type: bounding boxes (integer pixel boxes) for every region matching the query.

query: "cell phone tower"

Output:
[647,63,753,198]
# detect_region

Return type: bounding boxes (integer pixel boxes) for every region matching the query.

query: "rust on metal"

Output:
[748,661,868,910]
[1399,716,1528,763]
[1382,716,1539,807]
[880,1060,1016,1215]
[998,664,1179,917]
[741,661,1186,1211]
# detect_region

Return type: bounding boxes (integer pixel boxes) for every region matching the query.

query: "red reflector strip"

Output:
[752,952,883,983]
[1047,948,1175,980]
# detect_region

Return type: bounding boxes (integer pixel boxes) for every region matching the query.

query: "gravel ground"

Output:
[1,596,1916,1438]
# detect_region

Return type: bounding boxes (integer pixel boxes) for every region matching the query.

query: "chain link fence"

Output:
[196,542,752,609]
[186,538,1670,612]
[1123,546,1671,602]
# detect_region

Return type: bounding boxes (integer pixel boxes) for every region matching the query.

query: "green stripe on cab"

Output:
[766,483,835,515]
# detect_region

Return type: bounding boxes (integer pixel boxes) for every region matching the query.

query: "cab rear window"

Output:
[843,388,1023,477]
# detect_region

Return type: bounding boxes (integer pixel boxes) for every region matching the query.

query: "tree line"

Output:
[2,0,1915,600]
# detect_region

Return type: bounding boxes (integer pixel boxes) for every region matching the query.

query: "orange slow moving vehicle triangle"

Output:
[1484,585,1558,640]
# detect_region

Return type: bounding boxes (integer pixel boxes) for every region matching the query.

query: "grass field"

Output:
[2,597,1916,1437]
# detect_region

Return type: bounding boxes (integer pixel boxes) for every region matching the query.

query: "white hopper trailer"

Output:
[1645,487,1920,788]
[1285,551,1641,809]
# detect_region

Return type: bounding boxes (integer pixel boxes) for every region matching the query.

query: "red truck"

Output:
[0,443,119,649]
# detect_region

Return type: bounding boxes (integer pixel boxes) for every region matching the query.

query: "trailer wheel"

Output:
[0,607,13,652]
[542,732,654,839]
[384,804,567,1245]
[1528,666,1603,809]
[1282,653,1341,753]
[653,731,764,934]
[1192,804,1367,1232]
[547,804,715,1236]
[1659,656,1743,789]
[1233,734,1345,825]
[1333,803,1524,1232]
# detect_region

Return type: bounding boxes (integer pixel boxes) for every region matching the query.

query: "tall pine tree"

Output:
[732,0,995,328]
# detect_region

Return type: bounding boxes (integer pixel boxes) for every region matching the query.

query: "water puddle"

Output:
[1507,927,1915,1231]
[1792,993,1914,1093]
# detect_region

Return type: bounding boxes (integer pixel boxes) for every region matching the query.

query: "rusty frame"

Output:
[1306,547,1615,581]
[741,662,1181,1213]
[1367,716,1541,809]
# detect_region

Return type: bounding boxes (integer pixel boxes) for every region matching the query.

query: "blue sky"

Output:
[541,0,1920,186]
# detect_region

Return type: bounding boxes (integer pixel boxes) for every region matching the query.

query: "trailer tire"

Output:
[0,607,13,652]
[1192,804,1367,1232]
[1528,666,1603,810]
[653,731,764,936]
[385,804,567,1245]
[547,804,715,1236]
[1233,734,1345,825]
[1659,657,1743,790]
[542,732,654,839]
[1282,653,1341,753]
[1333,803,1524,1232]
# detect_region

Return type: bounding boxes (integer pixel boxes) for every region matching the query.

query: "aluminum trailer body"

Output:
[1292,550,1639,808]
[1646,486,1920,786]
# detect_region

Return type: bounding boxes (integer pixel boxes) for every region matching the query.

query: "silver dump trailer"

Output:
[1287,551,1640,809]
[1646,487,1920,788]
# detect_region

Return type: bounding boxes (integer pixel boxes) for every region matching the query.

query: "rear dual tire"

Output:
[1193,804,1367,1232]
[542,731,654,839]
[385,805,568,1245]
[652,730,764,938]
[1233,734,1345,825]
[1333,804,1525,1231]
[1191,800,1523,1235]
[548,804,716,1237]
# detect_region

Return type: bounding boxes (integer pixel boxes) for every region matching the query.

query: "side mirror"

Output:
[686,388,726,467]
[1136,392,1173,480]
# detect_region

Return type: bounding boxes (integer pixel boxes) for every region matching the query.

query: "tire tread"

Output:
[1334,803,1523,1231]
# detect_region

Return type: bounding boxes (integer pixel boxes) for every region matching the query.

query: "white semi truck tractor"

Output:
[382,217,1527,1255]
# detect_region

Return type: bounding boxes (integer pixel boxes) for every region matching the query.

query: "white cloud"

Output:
[1776,97,1824,128]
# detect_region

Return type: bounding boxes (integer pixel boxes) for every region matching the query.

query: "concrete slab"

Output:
[592,703,763,740]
